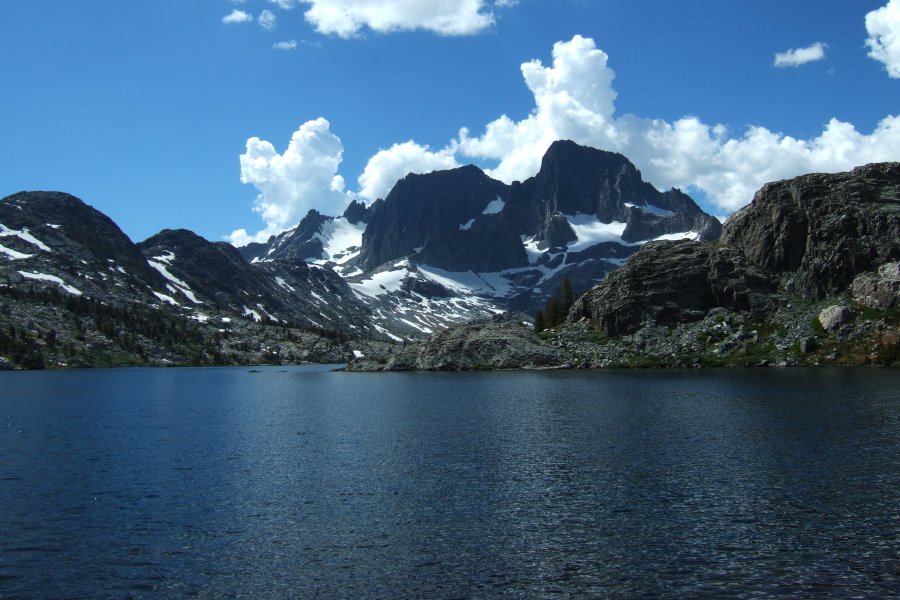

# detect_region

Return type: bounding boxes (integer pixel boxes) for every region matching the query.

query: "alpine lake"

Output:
[2,365,900,599]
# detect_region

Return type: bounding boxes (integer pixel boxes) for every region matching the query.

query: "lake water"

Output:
[2,366,900,599]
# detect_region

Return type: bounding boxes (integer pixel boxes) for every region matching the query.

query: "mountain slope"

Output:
[338,141,723,322]
[1,191,171,301]
[0,193,388,369]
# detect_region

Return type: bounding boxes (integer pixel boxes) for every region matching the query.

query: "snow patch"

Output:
[483,197,505,215]
[243,306,262,322]
[564,214,629,252]
[148,260,200,303]
[313,217,366,265]
[352,350,365,359]
[46,224,61,229]
[152,251,175,264]
[374,325,404,342]
[152,291,179,306]
[0,243,32,259]
[0,224,52,252]
[460,218,475,231]
[274,276,295,292]
[624,202,674,217]
[18,271,82,295]
[398,318,433,334]
[350,268,409,298]
[649,231,700,243]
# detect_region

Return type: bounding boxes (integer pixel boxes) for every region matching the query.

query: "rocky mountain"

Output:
[0,192,384,369]
[1,191,171,302]
[137,228,374,335]
[244,141,722,337]
[346,162,900,371]
[238,200,372,268]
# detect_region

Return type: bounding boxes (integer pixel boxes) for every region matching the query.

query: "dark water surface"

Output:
[2,366,900,599]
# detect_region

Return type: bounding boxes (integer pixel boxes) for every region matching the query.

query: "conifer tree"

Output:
[534,309,545,332]
[560,275,574,317]
[544,296,560,328]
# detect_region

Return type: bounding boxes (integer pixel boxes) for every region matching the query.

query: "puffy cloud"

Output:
[272,40,298,50]
[358,141,460,201]
[259,9,278,31]
[235,34,900,241]
[228,118,354,245]
[297,0,496,37]
[222,9,253,24]
[867,0,900,78]
[444,35,900,213]
[774,42,827,68]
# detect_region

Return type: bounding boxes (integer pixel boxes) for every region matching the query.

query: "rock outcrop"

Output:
[721,162,900,300]
[570,240,779,336]
[573,163,900,337]
[344,322,570,371]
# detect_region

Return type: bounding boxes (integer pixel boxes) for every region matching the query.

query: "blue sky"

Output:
[2,1,898,244]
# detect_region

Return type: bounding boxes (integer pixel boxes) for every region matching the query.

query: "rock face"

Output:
[345,322,570,371]
[573,163,900,337]
[359,141,722,276]
[359,165,514,272]
[571,240,779,336]
[721,163,900,300]
[850,262,900,309]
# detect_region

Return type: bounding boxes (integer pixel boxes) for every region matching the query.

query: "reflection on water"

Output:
[1,367,899,598]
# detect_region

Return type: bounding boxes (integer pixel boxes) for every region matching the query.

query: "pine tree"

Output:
[544,296,560,328]
[534,309,545,333]
[560,275,574,317]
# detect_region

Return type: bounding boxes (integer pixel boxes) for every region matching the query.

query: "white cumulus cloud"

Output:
[222,9,253,24]
[774,42,827,68]
[358,141,461,201]
[259,9,278,31]
[867,0,900,78]
[273,40,298,50]
[297,0,497,37]
[361,35,900,213]
[233,33,900,242]
[228,118,354,245]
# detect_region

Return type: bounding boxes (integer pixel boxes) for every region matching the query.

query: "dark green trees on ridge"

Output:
[535,276,575,332]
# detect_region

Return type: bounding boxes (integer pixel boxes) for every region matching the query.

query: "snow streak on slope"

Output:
[18,271,82,295]
[147,256,201,304]
[0,223,52,252]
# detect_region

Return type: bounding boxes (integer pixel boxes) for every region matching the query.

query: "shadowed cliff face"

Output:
[573,162,900,336]
[356,140,722,276]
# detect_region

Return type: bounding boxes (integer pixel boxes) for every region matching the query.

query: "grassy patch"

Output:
[578,333,608,344]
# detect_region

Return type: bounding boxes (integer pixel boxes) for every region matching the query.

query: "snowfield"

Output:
[18,271,82,295]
